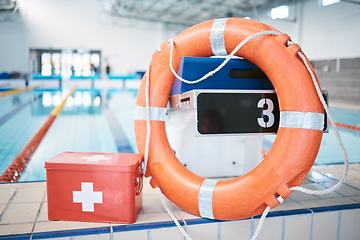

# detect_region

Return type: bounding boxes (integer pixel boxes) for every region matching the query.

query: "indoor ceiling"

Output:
[99,0,297,26]
[0,0,19,21]
[0,0,16,10]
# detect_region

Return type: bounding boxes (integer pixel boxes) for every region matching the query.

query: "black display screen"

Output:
[197,92,328,135]
[197,92,280,135]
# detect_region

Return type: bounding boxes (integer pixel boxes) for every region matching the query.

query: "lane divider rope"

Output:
[0,85,40,98]
[0,85,77,182]
[331,121,360,132]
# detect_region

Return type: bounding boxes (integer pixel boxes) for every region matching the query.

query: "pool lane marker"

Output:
[0,85,76,182]
[330,121,360,132]
[104,108,134,153]
[0,85,40,98]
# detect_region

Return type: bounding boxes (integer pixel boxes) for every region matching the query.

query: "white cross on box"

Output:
[81,155,111,162]
[73,182,103,212]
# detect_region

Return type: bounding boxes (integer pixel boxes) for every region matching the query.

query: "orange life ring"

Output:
[134,18,324,220]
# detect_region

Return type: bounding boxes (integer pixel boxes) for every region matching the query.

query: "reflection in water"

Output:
[12,96,21,106]
[31,89,102,115]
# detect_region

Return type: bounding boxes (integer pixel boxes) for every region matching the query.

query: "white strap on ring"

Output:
[198,179,219,219]
[280,111,324,131]
[210,18,228,56]
[134,106,167,121]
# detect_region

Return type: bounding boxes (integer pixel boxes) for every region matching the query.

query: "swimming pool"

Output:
[0,87,359,181]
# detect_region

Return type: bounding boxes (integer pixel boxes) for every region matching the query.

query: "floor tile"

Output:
[0,181,46,190]
[0,223,33,235]
[0,165,360,239]
[12,187,45,203]
[151,226,185,240]
[300,178,314,186]
[221,219,251,240]
[255,216,282,240]
[320,181,360,197]
[33,220,109,233]
[288,190,320,202]
[142,194,166,214]
[0,188,16,204]
[271,201,305,212]
[1,202,40,224]
[0,204,6,218]
[306,170,335,183]
[350,164,360,170]
[349,196,360,203]
[283,195,296,202]
[300,197,357,209]
[75,233,112,240]
[312,165,350,181]
[42,237,71,240]
[300,178,314,185]
[38,202,49,222]
[186,222,219,240]
[323,168,355,181]
[283,214,311,240]
[178,210,202,220]
[332,164,360,179]
[312,211,339,240]
[339,209,360,240]
[142,179,157,195]
[113,229,147,240]
[330,164,348,172]
[298,183,344,199]
[344,179,360,190]
[135,212,172,224]
[311,165,330,172]
[347,168,360,180]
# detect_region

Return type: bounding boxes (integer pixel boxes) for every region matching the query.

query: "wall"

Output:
[312,57,360,102]
[1,0,360,75]
[258,0,360,60]
[300,0,360,60]
[0,0,170,75]
[257,0,360,103]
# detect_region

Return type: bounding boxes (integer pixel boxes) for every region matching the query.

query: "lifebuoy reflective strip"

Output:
[134,18,324,220]
[134,106,167,121]
[280,111,324,130]
[198,179,219,219]
[210,18,228,56]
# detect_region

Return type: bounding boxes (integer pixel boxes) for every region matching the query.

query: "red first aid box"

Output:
[45,152,143,223]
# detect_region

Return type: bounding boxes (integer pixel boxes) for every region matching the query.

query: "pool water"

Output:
[0,87,359,181]
[264,107,360,165]
[0,88,138,181]
[315,107,360,165]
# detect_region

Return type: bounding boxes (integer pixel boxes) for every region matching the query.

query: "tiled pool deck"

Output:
[1,163,360,240]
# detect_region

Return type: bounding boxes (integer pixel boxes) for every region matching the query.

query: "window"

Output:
[30,49,101,78]
[270,5,289,20]
[41,53,52,76]
[319,0,340,6]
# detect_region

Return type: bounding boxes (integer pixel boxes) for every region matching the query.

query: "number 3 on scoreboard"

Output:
[257,98,275,128]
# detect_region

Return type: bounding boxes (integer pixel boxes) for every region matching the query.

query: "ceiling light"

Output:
[319,0,340,6]
[270,5,289,20]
